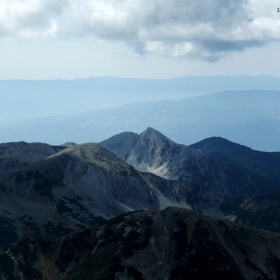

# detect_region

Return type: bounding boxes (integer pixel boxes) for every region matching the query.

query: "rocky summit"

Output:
[100,127,280,196]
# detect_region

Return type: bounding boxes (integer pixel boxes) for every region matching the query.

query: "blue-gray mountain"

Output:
[189,136,280,183]
[1,90,280,151]
[1,75,280,121]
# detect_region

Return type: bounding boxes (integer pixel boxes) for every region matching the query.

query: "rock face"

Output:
[0,142,199,250]
[5,207,280,280]
[0,141,65,172]
[101,127,280,197]
[101,127,207,181]
[101,128,230,206]
[101,128,235,214]
[100,128,280,232]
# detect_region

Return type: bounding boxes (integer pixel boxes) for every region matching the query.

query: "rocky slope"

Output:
[100,127,280,197]
[220,193,280,232]
[0,141,65,172]
[4,207,280,280]
[101,127,230,198]
[0,142,201,251]
[100,128,280,232]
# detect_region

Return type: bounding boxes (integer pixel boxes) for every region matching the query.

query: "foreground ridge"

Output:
[3,207,280,280]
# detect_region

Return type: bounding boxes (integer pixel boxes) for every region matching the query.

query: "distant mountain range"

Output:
[1,75,280,121]
[1,90,280,151]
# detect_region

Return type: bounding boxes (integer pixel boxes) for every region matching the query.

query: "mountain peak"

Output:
[101,128,203,181]
[140,127,174,144]
[99,132,140,159]
[189,136,254,153]
[144,127,157,133]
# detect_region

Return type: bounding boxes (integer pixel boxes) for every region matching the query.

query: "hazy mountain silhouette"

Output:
[2,75,280,120]
[1,90,280,151]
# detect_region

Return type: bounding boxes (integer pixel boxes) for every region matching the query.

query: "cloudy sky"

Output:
[1,0,280,79]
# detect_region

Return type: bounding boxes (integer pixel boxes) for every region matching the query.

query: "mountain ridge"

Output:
[189,136,280,182]
[4,207,280,280]
[0,141,65,172]
[0,141,200,250]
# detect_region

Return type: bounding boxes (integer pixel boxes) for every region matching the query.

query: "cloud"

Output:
[0,0,68,38]
[0,0,280,61]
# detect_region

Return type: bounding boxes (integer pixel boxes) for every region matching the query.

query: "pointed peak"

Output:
[99,131,140,159]
[140,127,174,144]
[145,127,157,132]
[101,131,139,143]
[141,127,162,136]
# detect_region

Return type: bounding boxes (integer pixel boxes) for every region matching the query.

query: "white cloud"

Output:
[0,0,280,60]
[0,0,67,38]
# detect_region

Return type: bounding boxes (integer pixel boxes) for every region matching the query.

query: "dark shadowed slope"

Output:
[0,142,200,250]
[220,193,280,232]
[190,136,280,181]
[0,141,65,172]
[5,207,280,280]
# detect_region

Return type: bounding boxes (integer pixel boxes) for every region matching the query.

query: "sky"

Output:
[1,0,280,79]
